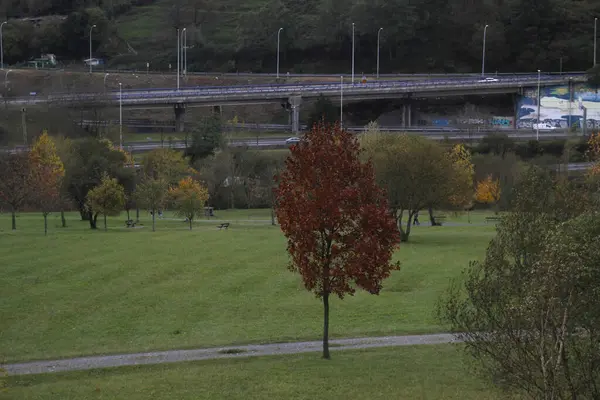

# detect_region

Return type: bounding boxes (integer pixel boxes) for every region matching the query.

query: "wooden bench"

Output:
[125,219,136,228]
[485,216,502,223]
[217,222,230,230]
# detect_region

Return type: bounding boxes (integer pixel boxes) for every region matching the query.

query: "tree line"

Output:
[2,0,600,73]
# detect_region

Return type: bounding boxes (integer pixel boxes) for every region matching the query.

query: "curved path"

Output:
[2,333,460,376]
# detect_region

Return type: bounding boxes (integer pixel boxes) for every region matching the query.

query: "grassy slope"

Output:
[4,345,520,400]
[116,0,267,55]
[0,210,495,363]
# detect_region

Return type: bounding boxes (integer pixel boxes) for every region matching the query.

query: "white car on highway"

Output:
[478,77,499,82]
[286,137,300,145]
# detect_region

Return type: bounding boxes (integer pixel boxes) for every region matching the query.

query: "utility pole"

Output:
[176,28,180,90]
[89,24,96,74]
[536,69,541,141]
[21,107,27,146]
[482,24,489,77]
[340,75,343,128]
[1,21,7,70]
[351,23,355,84]
[595,17,598,66]
[376,28,383,79]
[277,27,283,79]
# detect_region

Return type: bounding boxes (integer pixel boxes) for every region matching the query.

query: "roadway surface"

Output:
[4,73,586,108]
[122,130,584,152]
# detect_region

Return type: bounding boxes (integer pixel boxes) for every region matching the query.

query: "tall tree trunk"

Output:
[189,217,192,230]
[428,207,438,226]
[44,213,48,236]
[61,210,66,228]
[104,215,107,231]
[127,209,130,221]
[80,207,89,221]
[152,212,156,232]
[11,208,16,230]
[270,207,276,226]
[136,208,140,223]
[322,292,330,360]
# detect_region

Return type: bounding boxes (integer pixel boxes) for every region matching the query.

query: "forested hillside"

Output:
[1,0,598,73]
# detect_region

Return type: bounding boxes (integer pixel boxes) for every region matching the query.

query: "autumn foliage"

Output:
[587,133,600,178]
[447,144,475,208]
[475,175,501,205]
[168,176,209,230]
[275,122,400,359]
[29,132,65,235]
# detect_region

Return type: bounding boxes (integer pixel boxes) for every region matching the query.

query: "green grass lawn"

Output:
[3,344,519,400]
[0,210,496,363]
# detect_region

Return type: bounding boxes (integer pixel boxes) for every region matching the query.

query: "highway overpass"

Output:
[4,73,587,133]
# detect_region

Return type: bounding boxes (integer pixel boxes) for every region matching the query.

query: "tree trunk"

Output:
[270,207,276,226]
[189,217,192,230]
[152,212,156,232]
[61,210,66,228]
[126,209,130,220]
[89,212,98,229]
[136,208,140,223]
[398,211,414,242]
[44,213,48,236]
[428,207,438,226]
[80,208,90,221]
[322,292,330,360]
[11,209,16,230]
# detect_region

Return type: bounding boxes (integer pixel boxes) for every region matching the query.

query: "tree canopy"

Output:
[439,165,600,399]
[275,122,400,359]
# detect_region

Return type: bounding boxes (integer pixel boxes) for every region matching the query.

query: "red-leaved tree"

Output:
[275,122,401,359]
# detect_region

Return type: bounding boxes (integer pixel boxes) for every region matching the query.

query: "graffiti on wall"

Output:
[490,116,514,129]
[517,84,600,129]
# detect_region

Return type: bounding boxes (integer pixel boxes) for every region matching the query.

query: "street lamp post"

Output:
[277,27,283,79]
[4,68,11,89]
[1,21,7,70]
[119,82,123,150]
[181,28,187,76]
[351,23,355,84]
[376,28,383,79]
[482,24,489,77]
[595,17,598,66]
[340,75,343,128]
[176,28,180,90]
[537,69,541,141]
[89,24,96,74]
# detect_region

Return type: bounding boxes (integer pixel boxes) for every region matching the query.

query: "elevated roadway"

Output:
[4,73,587,133]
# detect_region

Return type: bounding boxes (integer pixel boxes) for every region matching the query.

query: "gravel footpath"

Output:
[2,333,461,376]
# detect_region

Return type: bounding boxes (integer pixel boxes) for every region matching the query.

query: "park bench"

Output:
[217,222,230,230]
[125,219,136,228]
[485,216,502,223]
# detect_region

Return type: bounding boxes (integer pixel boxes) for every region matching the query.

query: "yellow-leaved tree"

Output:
[447,143,475,208]
[475,175,501,213]
[29,131,65,235]
[168,176,209,230]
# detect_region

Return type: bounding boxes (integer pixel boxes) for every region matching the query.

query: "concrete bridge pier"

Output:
[174,103,186,132]
[402,102,412,128]
[289,96,302,134]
